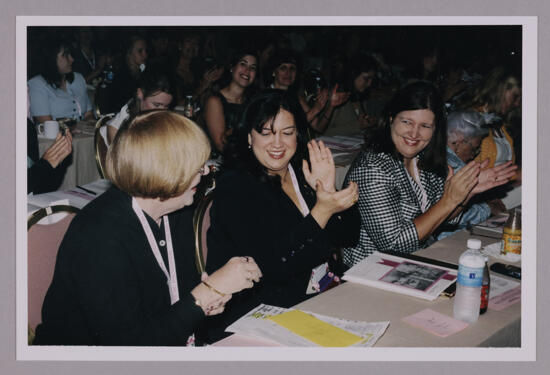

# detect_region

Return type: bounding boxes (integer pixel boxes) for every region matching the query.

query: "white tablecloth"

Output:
[38,121,100,191]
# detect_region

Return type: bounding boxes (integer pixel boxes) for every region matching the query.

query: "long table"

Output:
[214,229,521,347]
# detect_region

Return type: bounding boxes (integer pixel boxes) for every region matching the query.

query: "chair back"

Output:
[27,205,79,343]
[193,188,214,275]
[93,114,114,179]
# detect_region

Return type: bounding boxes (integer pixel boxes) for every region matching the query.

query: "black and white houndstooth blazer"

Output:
[342,150,455,267]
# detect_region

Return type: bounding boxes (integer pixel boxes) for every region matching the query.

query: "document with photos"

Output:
[225,304,389,347]
[343,251,458,301]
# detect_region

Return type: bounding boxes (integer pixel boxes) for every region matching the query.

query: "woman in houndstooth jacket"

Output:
[342,81,516,267]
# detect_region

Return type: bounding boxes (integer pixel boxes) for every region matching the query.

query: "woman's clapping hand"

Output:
[473,160,518,194]
[311,181,359,229]
[42,131,73,168]
[303,140,336,193]
[442,161,480,207]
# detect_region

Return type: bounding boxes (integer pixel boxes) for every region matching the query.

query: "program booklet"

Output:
[342,251,457,301]
[470,212,509,239]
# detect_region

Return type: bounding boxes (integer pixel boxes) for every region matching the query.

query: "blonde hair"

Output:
[106,110,211,200]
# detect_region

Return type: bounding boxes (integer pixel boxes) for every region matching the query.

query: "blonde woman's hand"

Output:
[303,140,336,193]
[442,161,480,207]
[206,256,262,295]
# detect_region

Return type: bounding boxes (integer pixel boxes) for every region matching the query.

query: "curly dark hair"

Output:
[365,80,448,178]
[223,89,309,186]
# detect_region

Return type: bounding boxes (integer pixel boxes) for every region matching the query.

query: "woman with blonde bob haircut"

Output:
[106,110,210,199]
[34,110,262,346]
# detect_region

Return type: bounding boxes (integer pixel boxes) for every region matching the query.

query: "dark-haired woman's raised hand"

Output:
[311,181,359,229]
[329,84,350,108]
[303,140,336,193]
[442,161,480,208]
[473,160,518,194]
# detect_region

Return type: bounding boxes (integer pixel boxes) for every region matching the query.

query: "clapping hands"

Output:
[473,160,518,194]
[303,140,336,193]
[42,131,73,168]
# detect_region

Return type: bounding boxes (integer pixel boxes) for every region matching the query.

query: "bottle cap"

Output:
[467,238,482,250]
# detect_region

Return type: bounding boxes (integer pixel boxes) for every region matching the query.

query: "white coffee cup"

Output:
[37,121,60,139]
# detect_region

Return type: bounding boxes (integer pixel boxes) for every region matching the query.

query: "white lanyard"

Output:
[132,198,179,305]
[81,48,96,69]
[407,158,429,213]
[288,164,310,217]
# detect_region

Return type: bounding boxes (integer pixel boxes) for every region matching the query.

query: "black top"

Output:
[213,92,244,132]
[203,168,360,341]
[98,65,139,114]
[34,187,205,346]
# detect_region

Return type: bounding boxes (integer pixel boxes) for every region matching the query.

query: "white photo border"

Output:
[16,15,537,362]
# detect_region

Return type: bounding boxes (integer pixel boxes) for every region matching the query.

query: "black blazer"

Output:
[34,187,205,346]
[203,167,360,341]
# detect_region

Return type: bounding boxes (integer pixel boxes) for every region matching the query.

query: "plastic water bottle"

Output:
[453,238,485,323]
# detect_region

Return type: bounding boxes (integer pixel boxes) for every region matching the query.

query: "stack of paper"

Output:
[342,251,458,301]
[226,304,389,347]
[317,135,364,151]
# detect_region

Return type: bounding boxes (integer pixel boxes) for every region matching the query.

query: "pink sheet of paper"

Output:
[402,308,469,337]
[489,286,521,311]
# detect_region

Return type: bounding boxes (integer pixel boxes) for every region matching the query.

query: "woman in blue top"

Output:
[28,38,93,124]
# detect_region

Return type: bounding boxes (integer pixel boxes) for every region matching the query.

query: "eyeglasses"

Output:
[198,164,209,176]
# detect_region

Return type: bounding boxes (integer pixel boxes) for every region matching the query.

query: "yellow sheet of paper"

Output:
[267,310,362,347]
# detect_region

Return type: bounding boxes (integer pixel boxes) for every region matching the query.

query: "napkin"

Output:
[482,242,521,263]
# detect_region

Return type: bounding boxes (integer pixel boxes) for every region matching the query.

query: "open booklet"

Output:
[225,304,389,347]
[342,251,458,301]
[469,212,509,239]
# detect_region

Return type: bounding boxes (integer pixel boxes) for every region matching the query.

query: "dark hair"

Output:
[38,38,74,88]
[344,55,379,100]
[267,49,300,89]
[365,81,448,177]
[224,89,308,186]
[125,65,176,117]
[123,35,146,57]
[217,50,259,99]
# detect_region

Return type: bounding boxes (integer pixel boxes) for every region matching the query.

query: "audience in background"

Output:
[98,34,148,114]
[100,66,176,146]
[71,27,107,86]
